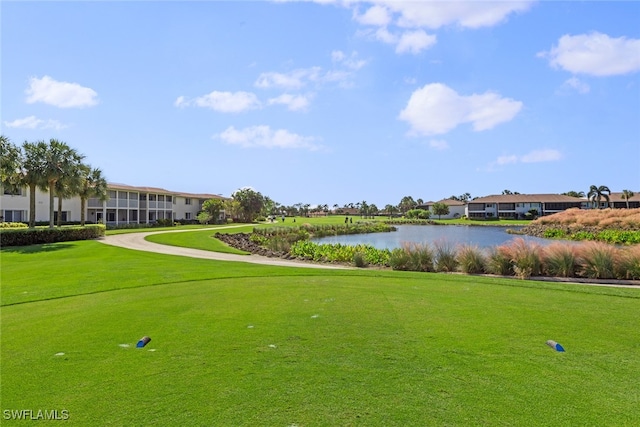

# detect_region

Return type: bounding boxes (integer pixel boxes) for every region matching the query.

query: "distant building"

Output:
[466,194,584,219]
[416,199,466,219]
[604,192,640,209]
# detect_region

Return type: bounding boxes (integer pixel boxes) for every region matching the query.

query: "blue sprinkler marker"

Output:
[137,336,151,348]
[546,340,565,352]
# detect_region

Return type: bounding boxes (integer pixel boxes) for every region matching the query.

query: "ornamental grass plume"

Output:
[615,245,640,280]
[390,242,434,272]
[433,240,459,272]
[486,244,514,276]
[508,238,543,279]
[543,243,579,278]
[456,245,486,274]
[578,242,617,279]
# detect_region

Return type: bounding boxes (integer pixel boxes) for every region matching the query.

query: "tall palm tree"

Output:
[22,140,48,227]
[54,162,83,226]
[77,166,109,226]
[587,185,611,209]
[621,189,635,209]
[42,139,85,228]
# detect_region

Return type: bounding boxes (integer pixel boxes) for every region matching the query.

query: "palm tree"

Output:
[1,135,23,194]
[22,140,49,227]
[55,160,90,226]
[587,185,611,209]
[75,166,109,226]
[360,200,368,218]
[399,196,416,213]
[42,139,85,228]
[621,189,635,209]
[384,204,397,219]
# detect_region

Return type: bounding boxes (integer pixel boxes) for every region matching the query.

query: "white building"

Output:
[1,182,227,226]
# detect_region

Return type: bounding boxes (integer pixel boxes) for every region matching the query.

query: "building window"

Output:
[185,198,192,205]
[185,212,192,220]
[107,212,116,222]
[3,186,24,196]
[3,210,25,222]
[53,211,69,222]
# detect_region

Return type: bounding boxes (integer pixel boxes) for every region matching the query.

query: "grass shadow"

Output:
[1,243,77,254]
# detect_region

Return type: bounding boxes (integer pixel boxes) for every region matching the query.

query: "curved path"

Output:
[99,225,348,270]
[99,226,640,288]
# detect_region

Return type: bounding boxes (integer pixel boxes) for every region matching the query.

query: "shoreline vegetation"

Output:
[217,208,640,282]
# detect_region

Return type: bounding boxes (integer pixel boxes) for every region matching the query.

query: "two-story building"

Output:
[466,194,584,219]
[1,182,227,226]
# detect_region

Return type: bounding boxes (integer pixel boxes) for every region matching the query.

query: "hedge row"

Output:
[0,225,106,247]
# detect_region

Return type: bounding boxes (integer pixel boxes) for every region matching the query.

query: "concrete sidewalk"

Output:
[99,226,348,270]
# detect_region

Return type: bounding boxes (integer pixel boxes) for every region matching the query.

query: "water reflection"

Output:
[311,225,559,250]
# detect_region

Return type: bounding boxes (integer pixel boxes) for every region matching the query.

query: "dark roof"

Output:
[418,199,466,208]
[608,192,640,202]
[108,182,228,199]
[470,194,583,203]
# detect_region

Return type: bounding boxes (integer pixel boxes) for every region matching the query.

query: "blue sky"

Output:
[2,1,639,208]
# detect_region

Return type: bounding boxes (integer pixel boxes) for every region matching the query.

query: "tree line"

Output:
[4,135,635,228]
[1,136,108,228]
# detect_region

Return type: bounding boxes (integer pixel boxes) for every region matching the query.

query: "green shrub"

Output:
[0,225,105,247]
[543,228,567,239]
[0,222,28,228]
[389,248,412,271]
[353,252,367,268]
[405,209,431,220]
[405,243,434,272]
[597,230,640,245]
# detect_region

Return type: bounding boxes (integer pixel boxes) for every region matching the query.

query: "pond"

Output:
[311,225,560,250]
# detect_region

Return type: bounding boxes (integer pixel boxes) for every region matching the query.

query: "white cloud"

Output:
[267,93,312,111]
[255,67,322,89]
[490,149,562,170]
[3,115,67,130]
[428,139,449,150]
[521,149,563,163]
[332,50,367,70]
[539,32,640,76]
[386,1,534,29]
[395,30,437,54]
[562,77,590,94]
[496,154,518,165]
[348,1,533,54]
[255,51,365,91]
[353,4,391,26]
[175,91,260,113]
[214,125,321,150]
[398,83,523,136]
[25,76,98,108]
[360,27,437,54]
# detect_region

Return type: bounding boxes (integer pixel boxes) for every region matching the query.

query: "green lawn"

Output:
[2,236,639,426]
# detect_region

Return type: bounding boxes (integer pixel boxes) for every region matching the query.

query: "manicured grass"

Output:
[2,239,639,425]
[144,225,253,255]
